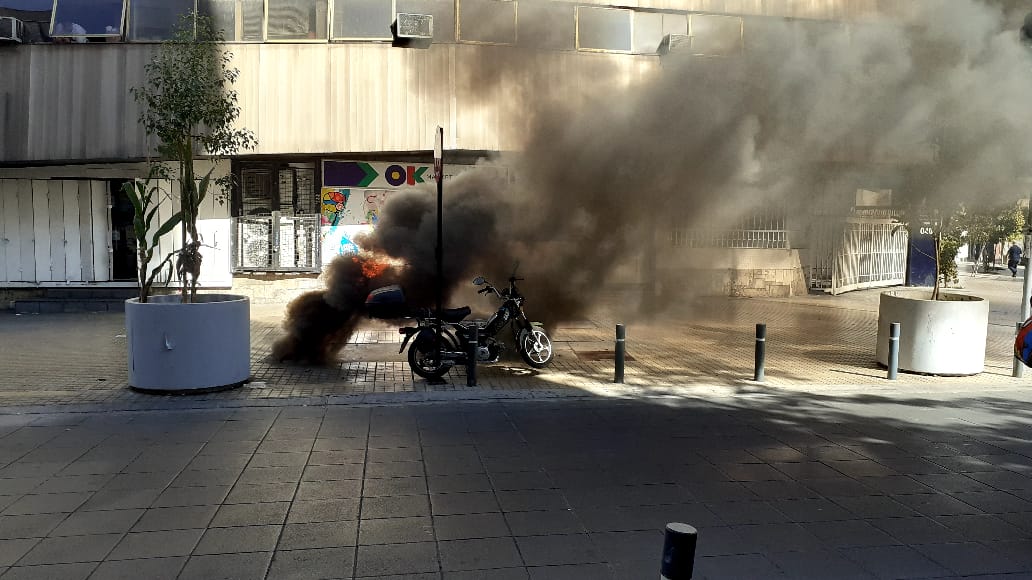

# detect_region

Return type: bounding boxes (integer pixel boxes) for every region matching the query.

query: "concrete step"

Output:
[43,288,140,299]
[14,298,128,314]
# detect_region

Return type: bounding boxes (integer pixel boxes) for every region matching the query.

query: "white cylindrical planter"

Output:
[876,288,988,376]
[126,294,250,392]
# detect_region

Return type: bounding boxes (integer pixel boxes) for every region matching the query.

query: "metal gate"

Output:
[231,213,321,272]
[831,219,907,295]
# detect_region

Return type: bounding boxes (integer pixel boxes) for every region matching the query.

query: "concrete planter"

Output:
[876,288,988,376]
[126,293,250,392]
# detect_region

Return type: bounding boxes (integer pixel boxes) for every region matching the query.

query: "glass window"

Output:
[268,0,328,40]
[689,13,742,56]
[662,12,685,37]
[129,0,195,41]
[332,0,393,39]
[51,0,126,37]
[458,0,515,45]
[517,1,573,51]
[0,0,52,9]
[396,0,452,42]
[199,0,264,41]
[632,11,661,54]
[576,5,629,52]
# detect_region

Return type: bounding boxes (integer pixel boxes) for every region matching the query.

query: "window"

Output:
[632,11,661,54]
[689,13,742,56]
[458,0,515,45]
[199,0,265,41]
[576,5,630,52]
[396,0,452,42]
[51,0,126,37]
[662,12,685,37]
[332,0,393,40]
[517,0,573,51]
[128,0,195,41]
[267,0,327,40]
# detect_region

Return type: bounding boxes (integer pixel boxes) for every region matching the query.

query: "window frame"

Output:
[456,0,517,46]
[198,0,268,42]
[126,0,198,42]
[329,0,395,42]
[575,4,631,54]
[49,0,128,39]
[687,12,743,57]
[265,0,330,42]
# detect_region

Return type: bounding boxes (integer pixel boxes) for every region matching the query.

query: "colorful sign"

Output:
[321,224,370,265]
[321,187,350,226]
[323,161,432,189]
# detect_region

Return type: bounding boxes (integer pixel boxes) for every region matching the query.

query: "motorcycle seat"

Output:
[441,306,471,323]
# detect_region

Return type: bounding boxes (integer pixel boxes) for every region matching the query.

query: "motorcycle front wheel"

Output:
[518,327,554,368]
[407,341,452,380]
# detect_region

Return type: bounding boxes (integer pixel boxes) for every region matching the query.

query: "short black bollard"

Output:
[615,324,626,384]
[887,322,900,380]
[467,326,478,387]
[754,323,766,382]
[660,522,697,579]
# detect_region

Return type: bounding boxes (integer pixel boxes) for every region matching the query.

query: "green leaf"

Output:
[122,181,143,217]
[197,168,214,207]
[145,205,160,231]
[152,213,183,247]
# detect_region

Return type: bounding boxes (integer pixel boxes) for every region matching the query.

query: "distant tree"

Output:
[956,202,1025,273]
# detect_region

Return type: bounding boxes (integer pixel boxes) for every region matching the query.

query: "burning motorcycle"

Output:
[365,267,554,380]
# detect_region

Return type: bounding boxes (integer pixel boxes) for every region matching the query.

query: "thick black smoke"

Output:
[277,0,1032,363]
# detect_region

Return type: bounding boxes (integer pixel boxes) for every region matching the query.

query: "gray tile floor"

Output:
[0,390,1031,579]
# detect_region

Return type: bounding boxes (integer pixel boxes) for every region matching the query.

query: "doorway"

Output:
[110,180,136,281]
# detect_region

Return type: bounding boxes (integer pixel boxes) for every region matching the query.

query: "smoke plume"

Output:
[275,0,1032,364]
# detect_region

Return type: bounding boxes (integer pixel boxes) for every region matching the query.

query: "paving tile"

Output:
[2,493,91,516]
[107,529,204,560]
[210,502,290,527]
[829,494,918,519]
[151,485,231,508]
[435,513,512,541]
[443,568,529,580]
[893,492,985,517]
[728,522,824,552]
[86,556,187,580]
[771,498,855,522]
[439,537,524,571]
[840,544,953,579]
[431,492,500,516]
[131,505,219,532]
[527,563,613,579]
[515,533,601,567]
[79,488,162,511]
[170,469,243,488]
[362,495,430,519]
[912,542,1030,576]
[488,472,555,491]
[705,500,791,525]
[17,533,122,565]
[308,450,366,465]
[355,541,439,576]
[248,452,309,468]
[49,509,143,537]
[428,474,494,494]
[359,516,435,544]
[767,550,877,580]
[694,554,787,579]
[802,520,900,548]
[0,514,68,539]
[933,514,1030,541]
[225,482,297,504]
[302,464,364,482]
[1,562,97,580]
[194,524,282,555]
[366,461,426,478]
[296,479,364,501]
[35,475,113,494]
[286,499,360,524]
[0,538,40,566]
[238,466,305,485]
[178,552,273,580]
[267,547,355,579]
[279,521,358,550]
[947,490,1032,514]
[589,530,662,563]
[496,490,568,513]
[504,510,584,536]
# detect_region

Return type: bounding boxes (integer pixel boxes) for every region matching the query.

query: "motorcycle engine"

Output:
[477,338,502,363]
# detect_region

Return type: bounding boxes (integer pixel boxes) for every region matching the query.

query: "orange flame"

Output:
[354,256,389,279]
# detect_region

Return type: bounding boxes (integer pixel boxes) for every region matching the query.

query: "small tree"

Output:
[131,12,256,302]
[955,202,1025,273]
[123,166,183,303]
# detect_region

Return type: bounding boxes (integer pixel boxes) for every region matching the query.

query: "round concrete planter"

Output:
[875,288,988,376]
[126,294,250,392]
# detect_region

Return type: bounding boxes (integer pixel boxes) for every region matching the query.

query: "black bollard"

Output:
[887,322,900,380]
[467,326,478,387]
[660,522,697,579]
[615,324,626,384]
[754,323,766,382]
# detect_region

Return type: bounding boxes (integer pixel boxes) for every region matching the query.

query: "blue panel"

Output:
[52,0,125,36]
[907,225,937,287]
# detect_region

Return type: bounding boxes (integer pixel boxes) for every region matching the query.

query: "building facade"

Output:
[0,0,932,309]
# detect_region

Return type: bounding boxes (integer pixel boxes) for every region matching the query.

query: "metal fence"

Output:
[231,213,322,273]
[671,208,788,249]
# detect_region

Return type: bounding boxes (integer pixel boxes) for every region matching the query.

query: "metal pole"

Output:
[467,326,478,387]
[754,323,766,382]
[887,322,900,380]
[1015,321,1025,378]
[660,522,697,580]
[434,127,444,345]
[1014,191,1032,377]
[615,324,626,384]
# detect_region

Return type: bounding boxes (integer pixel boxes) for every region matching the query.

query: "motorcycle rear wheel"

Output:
[519,327,554,368]
[408,341,452,380]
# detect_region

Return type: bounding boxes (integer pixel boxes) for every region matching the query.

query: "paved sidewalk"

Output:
[0,392,1031,579]
[2,272,1032,410]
